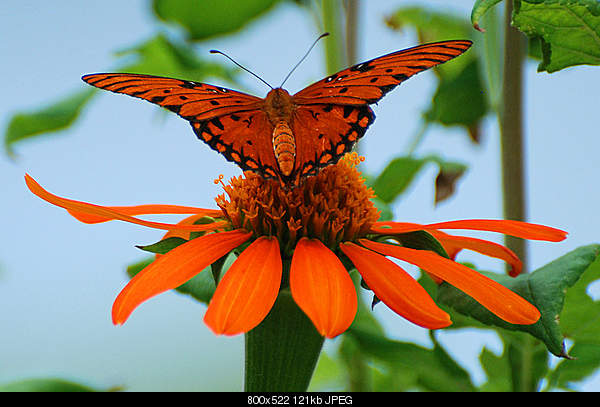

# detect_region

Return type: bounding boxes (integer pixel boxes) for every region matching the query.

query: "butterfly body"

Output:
[82,40,472,187]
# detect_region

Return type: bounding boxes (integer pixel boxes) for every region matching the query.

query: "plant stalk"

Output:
[500,0,533,392]
[244,290,324,392]
[500,1,528,268]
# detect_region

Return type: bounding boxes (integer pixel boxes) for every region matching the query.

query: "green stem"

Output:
[244,290,325,392]
[321,0,345,74]
[500,0,532,392]
[344,0,359,66]
[500,1,527,268]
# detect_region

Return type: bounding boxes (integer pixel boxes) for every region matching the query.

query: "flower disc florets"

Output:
[215,153,380,253]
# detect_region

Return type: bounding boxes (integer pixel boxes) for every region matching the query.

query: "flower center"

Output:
[215,153,380,253]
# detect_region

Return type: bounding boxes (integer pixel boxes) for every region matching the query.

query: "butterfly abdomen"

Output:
[272,121,296,177]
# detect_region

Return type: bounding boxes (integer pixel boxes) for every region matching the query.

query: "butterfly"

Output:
[82,39,472,187]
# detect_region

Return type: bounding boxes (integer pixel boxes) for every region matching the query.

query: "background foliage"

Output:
[1,0,599,392]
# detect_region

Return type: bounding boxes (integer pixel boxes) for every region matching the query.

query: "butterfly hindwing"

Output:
[291,104,375,178]
[190,111,280,179]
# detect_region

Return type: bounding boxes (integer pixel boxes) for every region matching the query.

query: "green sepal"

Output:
[135,237,188,254]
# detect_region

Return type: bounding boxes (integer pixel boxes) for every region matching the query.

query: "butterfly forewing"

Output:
[292,40,472,105]
[82,73,263,121]
[82,73,274,174]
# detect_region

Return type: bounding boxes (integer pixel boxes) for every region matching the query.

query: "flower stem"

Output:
[244,290,325,392]
[500,0,533,392]
[500,0,528,269]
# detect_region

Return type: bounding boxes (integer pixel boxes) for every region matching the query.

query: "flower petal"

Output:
[371,219,567,242]
[204,237,282,336]
[360,239,540,325]
[25,174,227,233]
[339,242,451,329]
[68,205,222,224]
[429,230,522,277]
[291,238,357,338]
[112,229,252,324]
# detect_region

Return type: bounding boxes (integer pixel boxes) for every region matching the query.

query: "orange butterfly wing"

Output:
[81,73,280,175]
[290,40,472,177]
[82,40,472,184]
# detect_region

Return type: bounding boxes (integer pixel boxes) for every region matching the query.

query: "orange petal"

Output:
[68,205,223,224]
[204,237,282,336]
[290,238,357,338]
[371,219,567,242]
[360,239,540,325]
[429,230,522,277]
[25,174,227,233]
[112,229,252,324]
[339,242,451,329]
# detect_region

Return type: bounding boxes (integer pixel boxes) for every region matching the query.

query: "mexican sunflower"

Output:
[25,154,567,338]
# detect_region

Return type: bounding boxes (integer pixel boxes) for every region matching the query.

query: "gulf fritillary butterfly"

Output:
[82,39,471,187]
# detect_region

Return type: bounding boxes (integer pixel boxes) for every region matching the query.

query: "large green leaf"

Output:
[4,89,95,156]
[152,0,282,41]
[437,244,600,357]
[513,0,600,72]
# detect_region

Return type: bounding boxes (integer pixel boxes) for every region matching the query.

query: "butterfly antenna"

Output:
[279,32,330,88]
[209,49,273,90]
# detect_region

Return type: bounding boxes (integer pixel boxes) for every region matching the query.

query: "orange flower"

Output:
[25,154,567,338]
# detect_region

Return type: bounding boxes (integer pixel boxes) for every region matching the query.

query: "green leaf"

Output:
[546,251,600,389]
[369,155,466,205]
[385,6,490,140]
[4,89,94,156]
[0,378,100,392]
[347,326,476,391]
[116,34,236,81]
[383,230,450,259]
[437,244,600,357]
[126,257,217,304]
[308,352,346,391]
[370,157,427,203]
[4,35,236,157]
[424,59,489,128]
[471,0,503,31]
[385,7,474,78]
[547,343,600,389]
[152,0,282,41]
[478,346,512,391]
[513,0,600,72]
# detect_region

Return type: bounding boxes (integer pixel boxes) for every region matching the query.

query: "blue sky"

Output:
[1,0,599,391]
